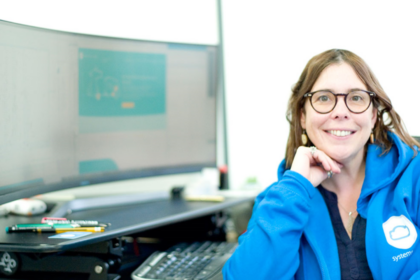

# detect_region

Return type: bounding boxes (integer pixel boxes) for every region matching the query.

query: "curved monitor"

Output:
[0,20,218,204]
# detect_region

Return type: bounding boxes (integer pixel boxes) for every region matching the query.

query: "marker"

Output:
[6,227,105,233]
[13,223,79,229]
[41,218,110,227]
[41,217,66,222]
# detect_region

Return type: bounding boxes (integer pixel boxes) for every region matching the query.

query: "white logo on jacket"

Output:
[382,215,417,249]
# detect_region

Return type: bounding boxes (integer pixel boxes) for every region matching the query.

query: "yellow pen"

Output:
[41,227,105,233]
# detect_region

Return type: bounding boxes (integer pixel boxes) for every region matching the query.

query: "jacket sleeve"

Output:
[410,271,420,280]
[222,170,317,279]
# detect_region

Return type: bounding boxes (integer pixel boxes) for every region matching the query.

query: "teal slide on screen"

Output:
[79,159,118,174]
[78,48,167,133]
[78,48,166,117]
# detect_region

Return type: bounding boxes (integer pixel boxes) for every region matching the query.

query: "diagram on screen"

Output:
[78,48,166,117]
[87,67,120,101]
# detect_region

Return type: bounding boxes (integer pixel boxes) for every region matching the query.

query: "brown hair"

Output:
[285,49,419,168]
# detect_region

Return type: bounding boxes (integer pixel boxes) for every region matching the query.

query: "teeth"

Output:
[329,130,352,137]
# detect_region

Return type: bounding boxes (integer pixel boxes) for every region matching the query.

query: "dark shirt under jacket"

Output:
[318,186,373,280]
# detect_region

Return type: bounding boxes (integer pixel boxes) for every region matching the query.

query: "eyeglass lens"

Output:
[311,90,371,113]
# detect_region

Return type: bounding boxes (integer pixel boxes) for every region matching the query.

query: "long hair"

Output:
[285,49,419,168]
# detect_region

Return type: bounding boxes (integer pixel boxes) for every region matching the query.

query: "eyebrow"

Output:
[315,87,366,93]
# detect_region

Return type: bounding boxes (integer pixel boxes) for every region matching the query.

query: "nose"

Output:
[331,96,349,119]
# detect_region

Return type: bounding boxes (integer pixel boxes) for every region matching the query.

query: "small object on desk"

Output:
[41,217,110,227]
[0,205,10,217]
[3,198,47,216]
[219,165,229,190]
[170,186,185,200]
[6,226,105,233]
[41,217,66,222]
[12,223,79,229]
[185,195,225,202]
[49,232,92,239]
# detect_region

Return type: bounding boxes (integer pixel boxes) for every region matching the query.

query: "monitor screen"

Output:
[0,20,217,203]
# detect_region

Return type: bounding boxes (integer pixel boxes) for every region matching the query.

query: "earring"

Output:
[302,130,308,146]
[370,130,375,144]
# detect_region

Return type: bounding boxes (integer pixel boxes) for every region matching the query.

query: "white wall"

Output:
[0,0,218,45]
[222,1,420,189]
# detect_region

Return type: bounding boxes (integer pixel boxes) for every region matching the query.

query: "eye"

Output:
[317,95,330,102]
[312,91,334,104]
[351,95,362,102]
[348,90,369,103]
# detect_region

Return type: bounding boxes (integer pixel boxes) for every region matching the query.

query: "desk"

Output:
[0,195,254,279]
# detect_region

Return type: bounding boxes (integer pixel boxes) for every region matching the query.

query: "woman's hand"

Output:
[290,146,343,187]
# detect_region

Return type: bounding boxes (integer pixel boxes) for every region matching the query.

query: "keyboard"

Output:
[131,241,237,280]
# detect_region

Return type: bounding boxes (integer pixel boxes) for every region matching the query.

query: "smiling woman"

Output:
[285,49,416,169]
[300,63,377,168]
[223,49,420,280]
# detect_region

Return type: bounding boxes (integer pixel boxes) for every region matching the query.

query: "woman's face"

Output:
[300,62,377,165]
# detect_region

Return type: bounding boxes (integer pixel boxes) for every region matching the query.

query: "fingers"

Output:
[310,149,342,174]
[291,146,342,187]
[311,151,330,172]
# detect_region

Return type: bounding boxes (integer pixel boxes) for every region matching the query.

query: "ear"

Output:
[300,109,307,130]
[371,107,378,129]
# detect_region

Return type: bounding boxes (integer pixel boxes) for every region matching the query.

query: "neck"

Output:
[322,147,366,200]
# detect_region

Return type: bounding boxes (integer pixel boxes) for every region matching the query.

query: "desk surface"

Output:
[0,196,254,253]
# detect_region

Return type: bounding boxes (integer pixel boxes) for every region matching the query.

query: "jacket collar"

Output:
[358,132,415,216]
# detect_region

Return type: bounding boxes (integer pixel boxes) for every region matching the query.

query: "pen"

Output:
[6,227,105,233]
[13,223,79,228]
[42,218,109,227]
[41,217,67,222]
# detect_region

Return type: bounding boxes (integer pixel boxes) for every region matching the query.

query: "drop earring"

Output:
[302,130,308,146]
[370,130,375,144]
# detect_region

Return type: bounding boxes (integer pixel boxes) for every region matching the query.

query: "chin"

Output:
[324,146,366,164]
[326,152,348,163]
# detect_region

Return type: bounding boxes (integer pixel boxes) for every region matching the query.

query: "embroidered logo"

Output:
[382,215,417,249]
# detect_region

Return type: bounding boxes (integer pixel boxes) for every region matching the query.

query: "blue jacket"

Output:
[223,132,420,279]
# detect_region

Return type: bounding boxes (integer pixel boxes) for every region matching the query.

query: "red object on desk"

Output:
[41,217,67,223]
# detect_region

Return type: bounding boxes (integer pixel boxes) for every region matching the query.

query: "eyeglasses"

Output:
[303,89,376,114]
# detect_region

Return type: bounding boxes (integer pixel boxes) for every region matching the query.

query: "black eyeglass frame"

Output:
[303,89,376,114]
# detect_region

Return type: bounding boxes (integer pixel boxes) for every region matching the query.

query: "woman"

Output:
[222,49,420,279]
